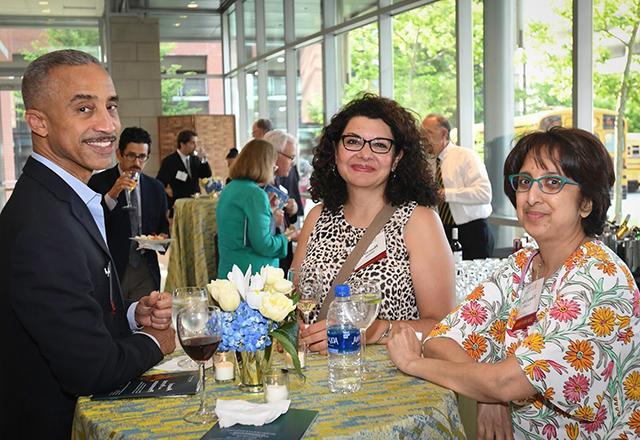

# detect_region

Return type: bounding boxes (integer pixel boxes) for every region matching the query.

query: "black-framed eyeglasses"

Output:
[278,151,295,161]
[124,152,149,162]
[340,134,395,154]
[508,173,579,194]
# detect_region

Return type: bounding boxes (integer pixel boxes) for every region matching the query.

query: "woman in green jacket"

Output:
[216,139,291,277]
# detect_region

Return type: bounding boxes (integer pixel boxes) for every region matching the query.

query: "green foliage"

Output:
[22,28,100,61]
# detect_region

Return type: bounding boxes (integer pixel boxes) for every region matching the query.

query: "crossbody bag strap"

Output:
[316,204,397,320]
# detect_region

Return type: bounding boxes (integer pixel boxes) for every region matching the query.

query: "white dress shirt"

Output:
[437,141,492,225]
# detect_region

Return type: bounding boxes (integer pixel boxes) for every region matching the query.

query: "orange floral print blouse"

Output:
[433,240,640,439]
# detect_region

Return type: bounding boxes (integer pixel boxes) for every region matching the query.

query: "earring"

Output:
[331,163,337,175]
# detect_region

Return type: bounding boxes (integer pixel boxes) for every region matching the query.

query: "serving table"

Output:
[73,345,466,439]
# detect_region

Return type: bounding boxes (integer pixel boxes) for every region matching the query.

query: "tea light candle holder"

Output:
[213,351,235,382]
[263,369,289,403]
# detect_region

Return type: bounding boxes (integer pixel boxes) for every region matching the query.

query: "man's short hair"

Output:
[254,118,273,133]
[119,127,152,153]
[424,113,452,140]
[263,129,296,153]
[176,130,197,150]
[22,49,101,110]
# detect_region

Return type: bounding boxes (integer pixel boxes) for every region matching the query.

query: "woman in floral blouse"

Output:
[388,127,640,439]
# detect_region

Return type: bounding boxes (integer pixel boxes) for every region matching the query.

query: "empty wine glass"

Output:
[122,170,140,210]
[177,303,222,424]
[173,287,209,369]
[351,279,382,380]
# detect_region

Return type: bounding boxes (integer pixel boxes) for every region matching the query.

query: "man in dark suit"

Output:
[156,129,212,209]
[89,127,169,301]
[0,49,175,440]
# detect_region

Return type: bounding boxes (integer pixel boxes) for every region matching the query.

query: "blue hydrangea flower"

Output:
[218,301,279,352]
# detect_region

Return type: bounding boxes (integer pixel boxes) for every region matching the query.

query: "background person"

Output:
[89,126,169,300]
[422,113,494,259]
[216,139,294,277]
[156,129,212,209]
[292,94,455,354]
[252,118,273,139]
[388,127,640,439]
[0,49,174,440]
[225,147,238,184]
[263,129,304,272]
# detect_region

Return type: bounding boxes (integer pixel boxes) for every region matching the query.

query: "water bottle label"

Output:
[327,326,361,354]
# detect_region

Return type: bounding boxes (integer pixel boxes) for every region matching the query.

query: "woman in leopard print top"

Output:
[292,94,456,354]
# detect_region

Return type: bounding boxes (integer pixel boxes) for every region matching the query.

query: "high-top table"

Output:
[164,196,218,293]
[72,345,466,439]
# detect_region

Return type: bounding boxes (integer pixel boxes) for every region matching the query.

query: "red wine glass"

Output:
[177,304,222,424]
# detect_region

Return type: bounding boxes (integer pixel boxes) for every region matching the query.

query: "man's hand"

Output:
[107,173,136,200]
[164,185,173,198]
[300,319,328,355]
[477,402,514,440]
[135,291,172,329]
[142,326,176,355]
[284,198,298,216]
[387,323,422,372]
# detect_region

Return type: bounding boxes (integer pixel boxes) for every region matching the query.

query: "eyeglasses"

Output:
[278,151,295,161]
[341,135,395,154]
[508,173,579,194]
[124,152,149,162]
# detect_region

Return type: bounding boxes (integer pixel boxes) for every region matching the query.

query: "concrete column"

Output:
[107,16,163,176]
[484,0,516,247]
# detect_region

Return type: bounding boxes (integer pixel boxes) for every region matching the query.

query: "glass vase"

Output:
[238,349,266,393]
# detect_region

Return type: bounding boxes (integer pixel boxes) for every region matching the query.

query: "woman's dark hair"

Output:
[310,93,437,211]
[503,127,614,236]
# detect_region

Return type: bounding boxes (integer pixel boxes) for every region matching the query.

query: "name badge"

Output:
[355,231,387,272]
[512,278,544,331]
[175,170,188,182]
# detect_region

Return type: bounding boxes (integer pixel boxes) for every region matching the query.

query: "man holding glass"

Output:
[89,126,169,300]
[0,50,175,439]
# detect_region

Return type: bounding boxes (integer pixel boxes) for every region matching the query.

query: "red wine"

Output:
[180,336,221,361]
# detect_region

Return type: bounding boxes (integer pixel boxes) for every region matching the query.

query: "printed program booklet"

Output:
[201,408,319,440]
[91,371,199,400]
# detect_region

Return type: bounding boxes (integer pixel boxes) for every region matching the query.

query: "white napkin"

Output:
[136,242,167,252]
[154,355,212,372]
[215,399,290,428]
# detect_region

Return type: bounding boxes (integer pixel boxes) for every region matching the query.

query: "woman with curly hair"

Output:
[292,94,455,354]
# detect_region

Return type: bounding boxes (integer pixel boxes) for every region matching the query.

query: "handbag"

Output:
[316,204,397,320]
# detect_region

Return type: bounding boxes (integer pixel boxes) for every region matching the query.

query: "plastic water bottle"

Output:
[327,284,362,393]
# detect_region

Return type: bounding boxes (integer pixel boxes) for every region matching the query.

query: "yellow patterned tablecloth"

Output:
[73,346,466,439]
[165,196,218,293]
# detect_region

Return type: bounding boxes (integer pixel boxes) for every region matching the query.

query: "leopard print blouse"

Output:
[302,201,419,323]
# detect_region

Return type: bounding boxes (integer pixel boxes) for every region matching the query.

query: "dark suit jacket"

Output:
[275,165,304,272]
[88,166,169,289]
[156,151,212,208]
[0,158,163,439]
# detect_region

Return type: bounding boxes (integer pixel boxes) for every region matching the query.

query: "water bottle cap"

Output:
[335,284,350,297]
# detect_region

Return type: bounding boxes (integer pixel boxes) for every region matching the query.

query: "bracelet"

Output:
[373,319,393,344]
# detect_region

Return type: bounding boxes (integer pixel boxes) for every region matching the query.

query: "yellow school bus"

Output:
[627,133,640,192]
[473,107,629,195]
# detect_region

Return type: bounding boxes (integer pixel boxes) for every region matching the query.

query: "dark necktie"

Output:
[436,157,455,225]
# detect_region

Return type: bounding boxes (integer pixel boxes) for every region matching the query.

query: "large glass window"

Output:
[295,1,322,39]
[246,65,259,137]
[297,42,324,171]
[244,0,257,61]
[161,42,224,115]
[267,53,287,129]
[265,0,285,51]
[228,8,238,70]
[337,0,378,23]
[392,1,457,122]
[337,22,379,105]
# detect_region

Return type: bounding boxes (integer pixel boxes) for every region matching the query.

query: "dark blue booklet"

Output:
[91,371,199,400]
[201,408,319,440]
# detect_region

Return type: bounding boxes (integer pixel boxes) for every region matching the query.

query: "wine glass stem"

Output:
[124,189,132,207]
[360,329,367,372]
[197,362,206,414]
